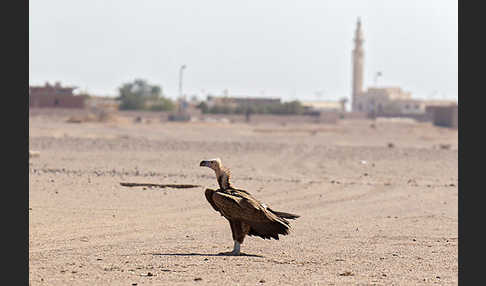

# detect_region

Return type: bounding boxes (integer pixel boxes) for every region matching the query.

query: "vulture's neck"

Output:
[214,165,232,190]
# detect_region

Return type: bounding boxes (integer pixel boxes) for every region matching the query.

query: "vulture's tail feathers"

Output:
[267,207,300,220]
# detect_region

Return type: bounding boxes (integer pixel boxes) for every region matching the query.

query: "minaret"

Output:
[352,17,364,111]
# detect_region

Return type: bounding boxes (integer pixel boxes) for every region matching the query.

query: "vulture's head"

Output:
[199,158,222,171]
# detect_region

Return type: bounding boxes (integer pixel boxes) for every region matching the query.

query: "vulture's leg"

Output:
[219,220,245,255]
[232,240,241,255]
[232,222,251,254]
[230,220,242,255]
[231,221,251,255]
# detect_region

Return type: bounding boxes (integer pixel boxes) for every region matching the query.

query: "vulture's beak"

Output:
[200,160,210,167]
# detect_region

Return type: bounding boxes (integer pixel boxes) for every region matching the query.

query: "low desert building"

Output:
[353,87,416,115]
[353,86,457,119]
[301,100,346,113]
[426,103,458,129]
[29,82,85,108]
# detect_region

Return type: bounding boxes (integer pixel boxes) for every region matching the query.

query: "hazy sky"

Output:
[29,0,457,102]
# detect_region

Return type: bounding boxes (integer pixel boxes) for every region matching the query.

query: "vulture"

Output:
[200,158,299,255]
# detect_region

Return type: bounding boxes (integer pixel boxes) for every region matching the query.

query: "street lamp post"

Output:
[179,65,187,98]
[179,65,186,113]
[178,64,187,113]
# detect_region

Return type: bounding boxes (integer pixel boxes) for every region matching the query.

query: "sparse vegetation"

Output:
[148,97,176,111]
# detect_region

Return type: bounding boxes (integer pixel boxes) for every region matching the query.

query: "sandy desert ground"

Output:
[29,109,458,285]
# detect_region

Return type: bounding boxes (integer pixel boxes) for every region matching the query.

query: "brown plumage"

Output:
[200,158,299,255]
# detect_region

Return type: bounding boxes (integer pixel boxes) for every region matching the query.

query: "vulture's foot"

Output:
[218,241,241,256]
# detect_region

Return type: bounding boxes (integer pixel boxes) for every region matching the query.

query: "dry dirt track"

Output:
[29,110,458,285]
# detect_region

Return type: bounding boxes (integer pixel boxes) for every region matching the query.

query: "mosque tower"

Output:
[352,17,364,111]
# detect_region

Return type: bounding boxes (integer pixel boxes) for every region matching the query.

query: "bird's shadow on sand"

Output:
[149,252,264,258]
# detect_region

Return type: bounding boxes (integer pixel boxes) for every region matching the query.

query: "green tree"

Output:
[117,79,173,111]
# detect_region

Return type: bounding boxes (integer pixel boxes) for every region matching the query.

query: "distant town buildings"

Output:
[29,82,85,108]
[350,18,457,124]
[29,20,457,128]
[206,95,281,109]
